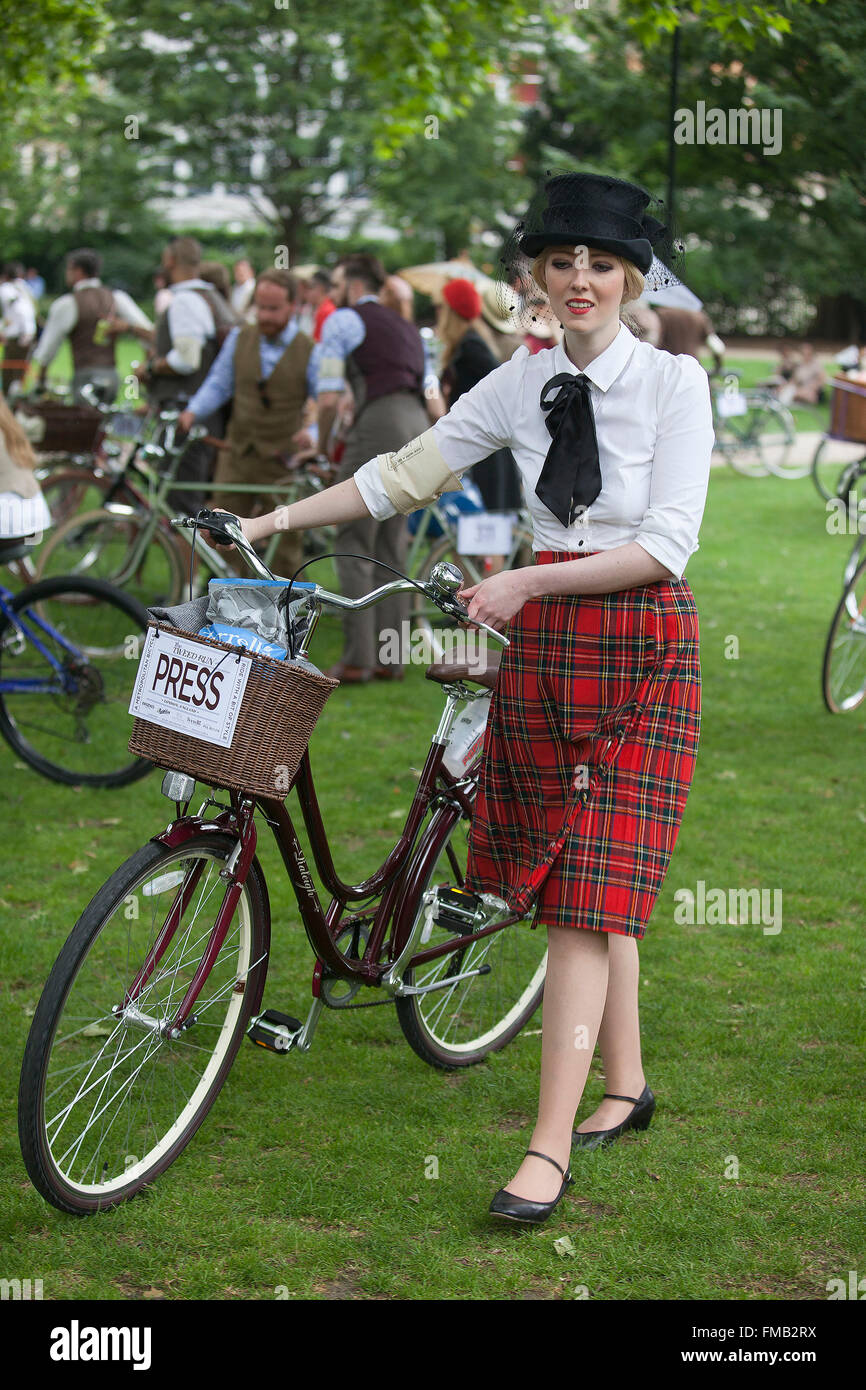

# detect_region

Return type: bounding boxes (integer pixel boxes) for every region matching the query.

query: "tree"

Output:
[0,0,104,112]
[517,0,857,334]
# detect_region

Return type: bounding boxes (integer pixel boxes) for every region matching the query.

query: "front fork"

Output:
[124,788,263,1038]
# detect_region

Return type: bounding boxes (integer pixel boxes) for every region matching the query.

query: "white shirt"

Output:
[32,278,153,367]
[163,278,216,373]
[0,281,37,341]
[231,278,255,318]
[354,321,714,581]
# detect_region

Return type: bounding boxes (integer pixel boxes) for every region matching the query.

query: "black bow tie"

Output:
[536,372,602,528]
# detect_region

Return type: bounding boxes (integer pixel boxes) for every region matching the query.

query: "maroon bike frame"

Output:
[146,724,522,1033]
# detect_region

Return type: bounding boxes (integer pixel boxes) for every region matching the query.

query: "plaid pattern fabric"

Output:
[464,551,701,938]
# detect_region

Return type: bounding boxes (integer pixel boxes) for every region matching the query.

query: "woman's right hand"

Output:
[202,510,259,553]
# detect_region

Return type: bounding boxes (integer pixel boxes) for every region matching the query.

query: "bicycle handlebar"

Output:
[171,509,510,648]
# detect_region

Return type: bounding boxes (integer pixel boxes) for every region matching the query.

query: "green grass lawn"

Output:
[1,437,863,1302]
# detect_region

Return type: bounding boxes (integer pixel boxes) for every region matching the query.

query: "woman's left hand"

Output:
[458,568,537,632]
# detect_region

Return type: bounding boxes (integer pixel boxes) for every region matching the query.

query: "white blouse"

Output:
[354,321,715,582]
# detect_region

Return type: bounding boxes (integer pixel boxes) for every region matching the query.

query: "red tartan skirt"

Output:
[463,551,701,938]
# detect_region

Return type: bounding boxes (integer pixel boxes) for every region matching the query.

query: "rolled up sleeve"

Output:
[353,349,524,518]
[634,355,714,580]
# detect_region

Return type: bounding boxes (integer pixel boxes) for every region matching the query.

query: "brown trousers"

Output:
[335,391,429,670]
[210,447,304,580]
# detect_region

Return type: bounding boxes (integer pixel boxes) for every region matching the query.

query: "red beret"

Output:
[442,277,482,321]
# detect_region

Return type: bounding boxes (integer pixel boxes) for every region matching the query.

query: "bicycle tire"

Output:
[36,507,186,608]
[0,575,152,787]
[809,436,866,503]
[19,832,270,1214]
[38,465,119,529]
[723,392,790,477]
[822,554,866,714]
[753,398,802,478]
[395,805,546,1069]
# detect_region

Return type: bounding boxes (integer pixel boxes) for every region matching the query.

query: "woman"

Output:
[0,396,51,540]
[208,172,714,1225]
[437,277,522,519]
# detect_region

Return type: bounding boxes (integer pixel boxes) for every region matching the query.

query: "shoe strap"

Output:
[524,1148,567,1178]
[603,1091,643,1104]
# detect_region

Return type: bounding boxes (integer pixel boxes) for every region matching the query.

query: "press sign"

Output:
[128,629,252,747]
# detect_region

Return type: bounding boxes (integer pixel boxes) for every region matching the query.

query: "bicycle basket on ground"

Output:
[127,594,337,801]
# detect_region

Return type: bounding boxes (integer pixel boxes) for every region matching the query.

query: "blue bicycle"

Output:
[0,536,151,787]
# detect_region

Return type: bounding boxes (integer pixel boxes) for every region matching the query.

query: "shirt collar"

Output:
[355,294,379,306]
[73,278,102,291]
[552,321,636,393]
[262,321,297,346]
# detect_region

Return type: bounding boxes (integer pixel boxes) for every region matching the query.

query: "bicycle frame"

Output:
[127,526,520,1051]
[0,584,86,695]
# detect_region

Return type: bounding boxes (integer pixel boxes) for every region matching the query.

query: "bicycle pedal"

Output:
[433,886,484,934]
[247,1009,302,1054]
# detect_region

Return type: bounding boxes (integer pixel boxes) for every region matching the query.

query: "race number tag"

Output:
[457,512,514,556]
[128,629,252,748]
[717,392,748,419]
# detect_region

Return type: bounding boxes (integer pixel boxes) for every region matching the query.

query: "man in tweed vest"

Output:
[179,269,316,577]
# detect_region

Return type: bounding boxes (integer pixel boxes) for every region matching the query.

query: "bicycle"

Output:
[0,536,152,786]
[17,512,552,1214]
[710,371,798,477]
[34,403,335,609]
[821,548,866,713]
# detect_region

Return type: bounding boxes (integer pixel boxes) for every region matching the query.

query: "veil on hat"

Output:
[493,166,686,337]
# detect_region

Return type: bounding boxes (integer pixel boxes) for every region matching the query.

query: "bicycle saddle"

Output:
[0,537,35,564]
[425,651,501,690]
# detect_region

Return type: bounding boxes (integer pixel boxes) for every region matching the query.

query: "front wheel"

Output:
[19,833,270,1213]
[395,808,546,1068]
[0,575,152,787]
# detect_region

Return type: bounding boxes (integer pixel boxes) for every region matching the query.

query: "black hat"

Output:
[517,173,668,273]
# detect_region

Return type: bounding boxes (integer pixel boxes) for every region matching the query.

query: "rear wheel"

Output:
[396,808,546,1069]
[18,834,269,1213]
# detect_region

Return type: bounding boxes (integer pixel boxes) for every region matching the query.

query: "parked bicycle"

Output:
[17,512,552,1214]
[0,537,151,786]
[811,376,866,506]
[821,549,866,713]
[34,397,334,609]
[710,370,798,477]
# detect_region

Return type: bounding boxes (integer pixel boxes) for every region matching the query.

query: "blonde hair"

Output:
[437,302,481,368]
[531,247,645,309]
[0,397,37,471]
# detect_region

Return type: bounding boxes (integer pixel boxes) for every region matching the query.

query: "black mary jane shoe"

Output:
[571,1083,656,1151]
[488,1149,574,1225]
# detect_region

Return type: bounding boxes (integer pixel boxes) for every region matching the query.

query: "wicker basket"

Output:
[128,619,338,801]
[16,401,103,454]
[829,376,866,444]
